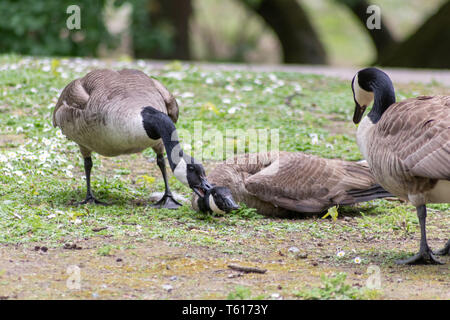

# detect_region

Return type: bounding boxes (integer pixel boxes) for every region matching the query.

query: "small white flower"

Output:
[337,251,345,258]
[354,257,361,264]
[180,92,194,99]
[42,65,51,72]
[13,170,24,177]
[205,78,214,84]
[310,133,319,145]
[42,138,51,146]
[16,126,24,133]
[263,87,273,94]
[65,170,73,178]
[30,88,38,94]
[39,152,50,162]
[227,107,238,114]
[225,85,234,92]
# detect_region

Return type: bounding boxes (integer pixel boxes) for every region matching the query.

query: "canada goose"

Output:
[192,151,392,217]
[351,67,450,264]
[53,69,211,208]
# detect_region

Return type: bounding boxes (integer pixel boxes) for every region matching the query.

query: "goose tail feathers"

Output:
[342,184,393,205]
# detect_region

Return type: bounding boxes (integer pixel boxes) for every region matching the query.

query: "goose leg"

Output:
[396,205,443,265]
[151,154,182,209]
[435,239,450,256]
[78,157,107,206]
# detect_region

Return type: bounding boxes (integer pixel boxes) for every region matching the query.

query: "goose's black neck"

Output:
[360,68,396,124]
[141,106,184,171]
[197,189,213,213]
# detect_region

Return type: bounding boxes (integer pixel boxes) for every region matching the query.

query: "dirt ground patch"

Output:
[0,227,448,300]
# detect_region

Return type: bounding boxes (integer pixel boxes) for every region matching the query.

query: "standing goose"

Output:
[351,67,450,264]
[53,69,211,208]
[192,151,392,217]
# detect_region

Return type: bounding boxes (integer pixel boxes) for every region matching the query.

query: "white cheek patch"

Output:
[173,158,188,185]
[354,74,374,107]
[209,195,225,214]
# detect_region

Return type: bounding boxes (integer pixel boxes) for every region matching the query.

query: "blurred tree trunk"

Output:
[339,0,450,68]
[242,0,327,64]
[378,0,450,68]
[149,0,192,60]
[337,0,397,60]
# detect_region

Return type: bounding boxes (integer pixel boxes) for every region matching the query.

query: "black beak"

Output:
[192,176,212,198]
[352,103,366,124]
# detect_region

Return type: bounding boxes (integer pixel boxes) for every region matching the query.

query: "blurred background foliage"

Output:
[0,0,448,68]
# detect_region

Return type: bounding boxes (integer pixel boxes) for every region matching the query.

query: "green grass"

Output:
[294,272,381,300]
[0,54,448,267]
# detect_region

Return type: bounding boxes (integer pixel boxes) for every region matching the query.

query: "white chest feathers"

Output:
[209,195,225,214]
[356,116,374,160]
[173,158,188,186]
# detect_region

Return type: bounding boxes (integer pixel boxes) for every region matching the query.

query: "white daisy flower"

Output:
[337,251,345,258]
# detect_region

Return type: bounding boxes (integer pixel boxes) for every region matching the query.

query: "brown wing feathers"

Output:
[373,96,450,181]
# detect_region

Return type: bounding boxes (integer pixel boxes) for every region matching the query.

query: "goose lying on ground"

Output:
[53,69,211,208]
[351,67,449,264]
[192,151,392,217]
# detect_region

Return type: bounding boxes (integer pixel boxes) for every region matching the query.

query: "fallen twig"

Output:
[92,226,108,232]
[228,264,267,274]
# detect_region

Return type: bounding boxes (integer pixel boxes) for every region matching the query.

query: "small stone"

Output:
[170,276,178,281]
[40,246,48,252]
[270,293,282,300]
[116,258,123,262]
[311,262,318,266]
[288,246,300,254]
[34,246,40,251]
[162,284,173,292]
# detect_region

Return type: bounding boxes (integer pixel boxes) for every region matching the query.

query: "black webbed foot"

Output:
[151,193,182,209]
[396,248,444,265]
[434,240,450,256]
[77,195,108,206]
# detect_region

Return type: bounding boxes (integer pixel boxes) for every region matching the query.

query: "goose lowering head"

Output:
[194,186,239,214]
[53,69,212,208]
[350,67,450,264]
